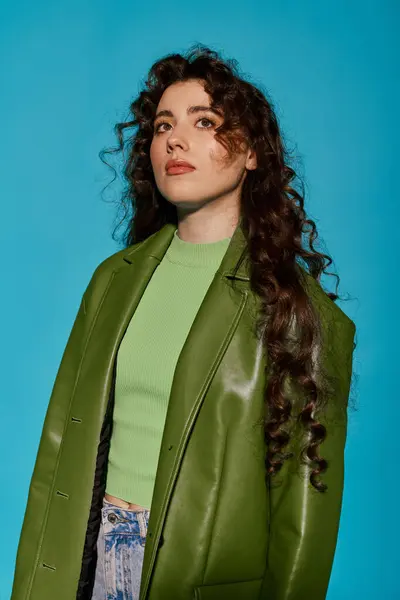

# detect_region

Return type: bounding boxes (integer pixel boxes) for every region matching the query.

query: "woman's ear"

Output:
[245,147,257,170]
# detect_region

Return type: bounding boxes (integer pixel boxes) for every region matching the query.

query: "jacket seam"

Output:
[200,428,229,585]
[25,271,116,599]
[197,575,265,589]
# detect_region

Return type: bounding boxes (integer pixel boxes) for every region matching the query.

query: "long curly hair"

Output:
[100,44,342,493]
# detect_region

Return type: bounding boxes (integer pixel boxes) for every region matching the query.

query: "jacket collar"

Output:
[121,218,250,282]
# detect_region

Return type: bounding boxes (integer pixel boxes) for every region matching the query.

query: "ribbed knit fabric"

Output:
[105,228,232,509]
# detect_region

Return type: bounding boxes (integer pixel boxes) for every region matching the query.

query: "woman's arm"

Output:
[11,256,114,600]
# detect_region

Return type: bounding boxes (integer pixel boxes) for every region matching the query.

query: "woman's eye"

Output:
[154,122,171,134]
[197,117,215,129]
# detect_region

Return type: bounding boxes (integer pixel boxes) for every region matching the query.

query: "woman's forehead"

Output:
[157,80,209,109]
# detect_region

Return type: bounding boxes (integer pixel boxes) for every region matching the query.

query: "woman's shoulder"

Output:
[81,239,145,308]
[87,227,164,290]
[300,268,356,338]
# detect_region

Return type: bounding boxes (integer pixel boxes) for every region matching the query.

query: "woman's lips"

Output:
[166,165,196,175]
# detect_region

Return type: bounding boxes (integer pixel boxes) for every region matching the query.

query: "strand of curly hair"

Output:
[99,44,341,493]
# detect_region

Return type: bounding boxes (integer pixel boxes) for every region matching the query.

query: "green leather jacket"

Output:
[11,221,356,600]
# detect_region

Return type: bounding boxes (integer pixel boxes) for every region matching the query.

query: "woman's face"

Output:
[150,79,256,215]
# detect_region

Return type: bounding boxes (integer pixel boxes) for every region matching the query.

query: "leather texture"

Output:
[11,221,356,600]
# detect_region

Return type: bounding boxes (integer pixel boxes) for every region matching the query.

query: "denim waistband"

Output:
[101,497,151,539]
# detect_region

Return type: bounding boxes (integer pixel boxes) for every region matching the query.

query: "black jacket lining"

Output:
[75,365,116,600]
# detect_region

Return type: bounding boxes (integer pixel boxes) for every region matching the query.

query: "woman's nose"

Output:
[167,136,187,151]
[166,126,189,151]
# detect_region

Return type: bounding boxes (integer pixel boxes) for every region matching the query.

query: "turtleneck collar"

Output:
[164,228,232,268]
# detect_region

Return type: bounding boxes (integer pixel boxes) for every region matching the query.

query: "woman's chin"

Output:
[163,194,207,211]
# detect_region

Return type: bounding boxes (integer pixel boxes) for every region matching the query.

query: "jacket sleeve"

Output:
[260,292,356,600]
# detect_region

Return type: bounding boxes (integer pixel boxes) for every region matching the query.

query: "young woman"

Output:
[12,46,356,600]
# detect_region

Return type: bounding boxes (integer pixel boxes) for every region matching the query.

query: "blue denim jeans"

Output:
[91,498,151,600]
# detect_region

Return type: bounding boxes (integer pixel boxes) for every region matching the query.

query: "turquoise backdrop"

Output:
[1,0,397,598]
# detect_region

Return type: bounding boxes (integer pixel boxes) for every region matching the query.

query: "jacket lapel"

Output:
[81,224,178,448]
[134,221,251,599]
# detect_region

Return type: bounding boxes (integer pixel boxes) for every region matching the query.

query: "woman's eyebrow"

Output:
[154,105,223,120]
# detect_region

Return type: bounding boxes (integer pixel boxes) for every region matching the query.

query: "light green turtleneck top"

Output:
[105,228,232,509]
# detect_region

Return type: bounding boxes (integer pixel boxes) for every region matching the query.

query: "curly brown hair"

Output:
[99,44,344,493]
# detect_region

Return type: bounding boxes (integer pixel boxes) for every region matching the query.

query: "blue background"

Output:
[1,1,398,598]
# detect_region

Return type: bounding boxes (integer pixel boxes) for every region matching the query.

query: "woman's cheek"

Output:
[149,141,161,172]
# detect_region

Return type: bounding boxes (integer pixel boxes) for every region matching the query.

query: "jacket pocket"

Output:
[193,578,263,600]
